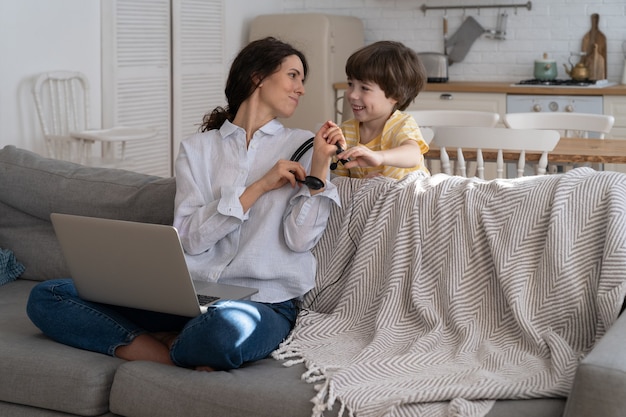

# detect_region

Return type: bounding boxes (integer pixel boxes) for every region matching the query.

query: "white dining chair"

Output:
[503,112,614,139]
[32,71,156,167]
[407,110,500,129]
[503,112,614,173]
[406,110,501,175]
[431,126,560,179]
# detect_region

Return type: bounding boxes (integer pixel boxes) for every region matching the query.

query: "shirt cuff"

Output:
[217,186,248,221]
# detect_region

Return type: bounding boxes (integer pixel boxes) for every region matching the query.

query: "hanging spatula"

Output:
[447,16,486,65]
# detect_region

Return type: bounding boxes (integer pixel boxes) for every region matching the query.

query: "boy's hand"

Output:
[338,145,384,169]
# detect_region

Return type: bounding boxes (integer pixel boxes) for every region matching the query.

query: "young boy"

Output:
[328,41,430,179]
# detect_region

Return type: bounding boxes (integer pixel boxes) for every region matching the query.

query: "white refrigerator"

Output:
[249,13,364,131]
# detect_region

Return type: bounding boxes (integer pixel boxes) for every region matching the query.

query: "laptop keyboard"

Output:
[197,294,220,306]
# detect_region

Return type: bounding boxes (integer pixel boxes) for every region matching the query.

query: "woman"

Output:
[27,37,342,371]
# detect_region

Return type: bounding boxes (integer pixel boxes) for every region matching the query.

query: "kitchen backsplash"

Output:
[283,0,626,83]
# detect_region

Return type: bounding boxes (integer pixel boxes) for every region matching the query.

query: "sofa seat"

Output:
[110,358,568,417]
[3,146,626,417]
[0,278,568,417]
[110,358,331,417]
[0,279,123,416]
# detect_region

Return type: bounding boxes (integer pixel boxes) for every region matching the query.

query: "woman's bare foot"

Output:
[115,334,175,366]
[151,331,179,350]
[118,332,214,371]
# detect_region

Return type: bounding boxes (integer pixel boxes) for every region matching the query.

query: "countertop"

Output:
[333,81,626,96]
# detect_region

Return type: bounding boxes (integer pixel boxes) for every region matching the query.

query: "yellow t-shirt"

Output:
[333,110,430,179]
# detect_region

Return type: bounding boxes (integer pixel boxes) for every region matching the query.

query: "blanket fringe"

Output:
[271,334,302,364]
[311,378,352,417]
[273,334,352,417]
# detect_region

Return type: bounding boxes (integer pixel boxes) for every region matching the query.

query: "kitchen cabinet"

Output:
[604,96,626,138]
[603,96,626,173]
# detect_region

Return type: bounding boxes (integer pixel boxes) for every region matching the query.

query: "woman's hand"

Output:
[304,121,343,194]
[240,160,307,212]
[318,120,347,152]
[259,160,308,192]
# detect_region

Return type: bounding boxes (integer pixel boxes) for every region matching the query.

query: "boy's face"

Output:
[346,78,398,124]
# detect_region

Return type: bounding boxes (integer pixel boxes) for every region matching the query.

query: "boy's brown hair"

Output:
[345,41,426,111]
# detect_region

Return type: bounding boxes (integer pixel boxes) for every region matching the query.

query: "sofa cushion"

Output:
[110,359,339,417]
[0,279,124,416]
[0,201,69,281]
[110,357,566,417]
[563,311,626,417]
[0,146,176,281]
[0,247,25,285]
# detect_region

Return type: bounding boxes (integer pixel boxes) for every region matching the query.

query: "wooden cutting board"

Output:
[581,13,607,80]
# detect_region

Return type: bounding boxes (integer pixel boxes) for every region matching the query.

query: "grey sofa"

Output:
[0,144,625,417]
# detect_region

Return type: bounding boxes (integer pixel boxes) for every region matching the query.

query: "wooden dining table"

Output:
[425,137,626,164]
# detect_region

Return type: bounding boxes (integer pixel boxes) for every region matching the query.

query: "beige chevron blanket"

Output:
[273,169,626,417]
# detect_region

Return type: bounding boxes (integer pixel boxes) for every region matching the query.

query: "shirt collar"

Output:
[219,118,284,139]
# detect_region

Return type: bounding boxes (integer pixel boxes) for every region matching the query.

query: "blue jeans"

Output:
[26,279,298,370]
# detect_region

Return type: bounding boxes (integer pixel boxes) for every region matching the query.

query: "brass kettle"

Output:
[563,55,589,81]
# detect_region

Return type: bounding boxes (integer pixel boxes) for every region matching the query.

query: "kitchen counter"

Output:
[333,81,626,96]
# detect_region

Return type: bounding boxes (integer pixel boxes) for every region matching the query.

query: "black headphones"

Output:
[289,138,348,190]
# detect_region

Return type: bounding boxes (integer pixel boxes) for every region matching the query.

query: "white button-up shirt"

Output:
[174,119,340,303]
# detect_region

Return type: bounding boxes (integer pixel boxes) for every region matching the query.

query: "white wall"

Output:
[0,0,101,154]
[284,0,626,83]
[225,0,282,65]
[3,0,625,154]
[0,0,282,154]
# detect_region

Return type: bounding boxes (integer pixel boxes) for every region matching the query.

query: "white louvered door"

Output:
[172,0,225,164]
[102,0,224,177]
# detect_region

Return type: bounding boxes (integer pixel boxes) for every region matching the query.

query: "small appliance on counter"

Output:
[564,51,591,81]
[417,52,448,83]
[534,53,557,81]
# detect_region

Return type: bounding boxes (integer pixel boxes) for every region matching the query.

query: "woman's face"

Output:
[258,55,306,119]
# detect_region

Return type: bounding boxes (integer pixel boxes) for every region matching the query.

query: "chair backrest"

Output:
[407,110,500,128]
[432,126,560,179]
[503,112,614,139]
[32,71,91,159]
[406,110,501,175]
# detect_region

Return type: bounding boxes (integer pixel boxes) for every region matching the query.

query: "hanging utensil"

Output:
[486,11,507,40]
[495,12,507,39]
[447,16,486,64]
[621,41,626,85]
[443,12,448,56]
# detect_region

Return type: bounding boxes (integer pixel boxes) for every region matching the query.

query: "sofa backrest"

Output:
[0,146,176,281]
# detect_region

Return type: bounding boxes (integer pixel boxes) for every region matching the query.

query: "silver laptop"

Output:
[50,213,258,317]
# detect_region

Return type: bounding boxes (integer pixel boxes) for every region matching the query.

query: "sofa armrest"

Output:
[564,310,626,417]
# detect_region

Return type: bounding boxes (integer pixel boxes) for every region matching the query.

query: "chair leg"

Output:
[496,150,504,179]
[517,151,526,178]
[457,148,466,177]
[476,149,484,180]
[440,147,451,175]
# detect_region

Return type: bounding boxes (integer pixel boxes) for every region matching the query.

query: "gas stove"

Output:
[513,79,615,88]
